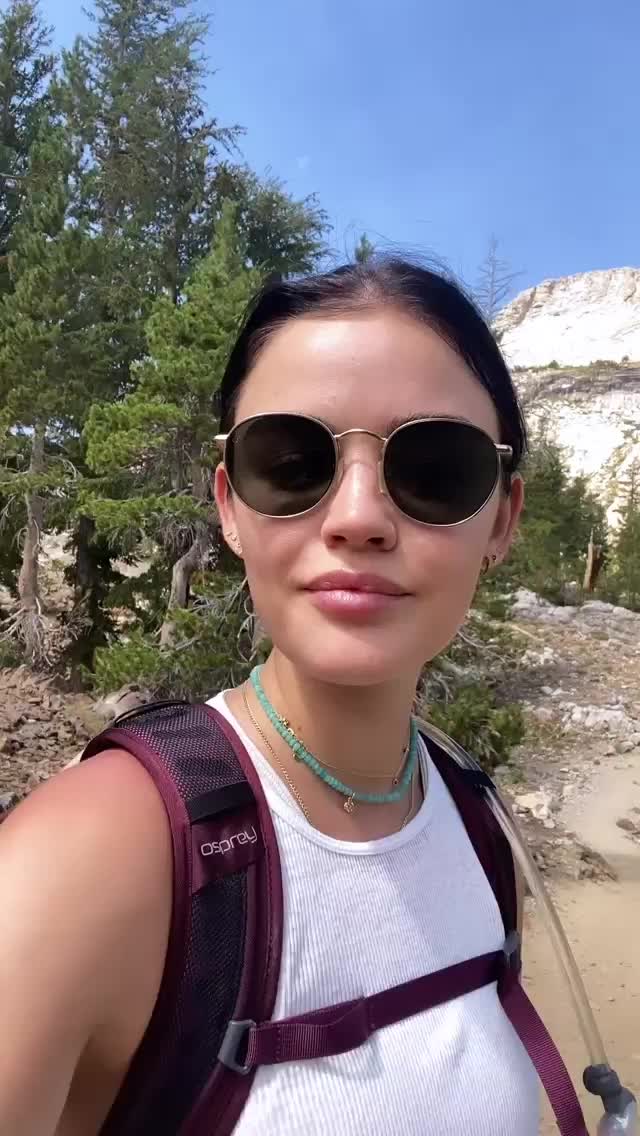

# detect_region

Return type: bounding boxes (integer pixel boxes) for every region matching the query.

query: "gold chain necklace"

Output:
[316,741,409,784]
[243,684,311,822]
[268,696,410,783]
[242,683,417,830]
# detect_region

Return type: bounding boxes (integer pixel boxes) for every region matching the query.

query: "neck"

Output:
[260,650,417,790]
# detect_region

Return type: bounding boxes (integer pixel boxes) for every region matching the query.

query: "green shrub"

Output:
[424,683,525,772]
[591,359,617,368]
[0,637,22,668]
[501,435,608,604]
[473,572,512,620]
[92,572,257,700]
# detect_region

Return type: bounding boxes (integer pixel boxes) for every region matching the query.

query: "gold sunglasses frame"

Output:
[214,413,513,528]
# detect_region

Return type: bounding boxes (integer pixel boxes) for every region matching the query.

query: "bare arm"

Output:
[0,752,172,1136]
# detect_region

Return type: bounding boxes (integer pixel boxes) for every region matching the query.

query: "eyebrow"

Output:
[384,412,474,434]
[288,411,476,435]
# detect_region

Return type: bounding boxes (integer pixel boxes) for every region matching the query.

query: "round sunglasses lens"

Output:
[384,420,500,524]
[226,415,336,516]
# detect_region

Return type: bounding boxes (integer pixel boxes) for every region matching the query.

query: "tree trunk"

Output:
[74,514,96,602]
[583,530,605,592]
[17,422,45,660]
[160,437,212,647]
[160,521,208,647]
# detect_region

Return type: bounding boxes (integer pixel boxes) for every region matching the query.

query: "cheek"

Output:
[411,512,490,586]
[238,515,298,564]
[404,524,490,663]
[241,530,303,644]
[236,513,304,604]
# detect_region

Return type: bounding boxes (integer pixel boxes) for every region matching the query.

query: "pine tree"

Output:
[0,0,55,295]
[84,202,262,648]
[61,0,241,305]
[612,462,640,610]
[474,236,521,326]
[504,432,607,601]
[210,163,329,278]
[48,0,246,644]
[54,0,328,671]
[354,233,375,264]
[0,124,110,662]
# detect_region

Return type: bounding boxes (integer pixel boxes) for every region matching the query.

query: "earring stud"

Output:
[225,531,242,555]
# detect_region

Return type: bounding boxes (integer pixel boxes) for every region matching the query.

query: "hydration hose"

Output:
[417,717,637,1136]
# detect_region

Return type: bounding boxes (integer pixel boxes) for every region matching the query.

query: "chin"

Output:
[292,647,404,688]
[257,592,467,690]
[273,616,422,689]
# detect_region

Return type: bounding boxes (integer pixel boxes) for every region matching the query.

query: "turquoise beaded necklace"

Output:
[249,665,418,813]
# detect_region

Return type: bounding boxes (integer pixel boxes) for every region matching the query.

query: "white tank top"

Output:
[210,693,539,1135]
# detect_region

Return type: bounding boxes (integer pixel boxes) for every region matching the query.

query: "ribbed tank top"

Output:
[210,693,539,1135]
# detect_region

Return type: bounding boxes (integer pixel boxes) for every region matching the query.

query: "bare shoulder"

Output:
[1,746,172,919]
[0,750,173,1135]
[0,745,173,983]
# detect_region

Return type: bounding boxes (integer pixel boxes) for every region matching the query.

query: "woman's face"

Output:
[215,308,523,688]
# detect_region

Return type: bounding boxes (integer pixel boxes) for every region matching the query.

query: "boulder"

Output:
[511,589,640,647]
[93,684,152,724]
[514,789,554,822]
[0,791,18,814]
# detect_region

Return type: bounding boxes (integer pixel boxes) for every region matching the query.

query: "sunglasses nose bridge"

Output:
[334,426,386,447]
[333,428,388,500]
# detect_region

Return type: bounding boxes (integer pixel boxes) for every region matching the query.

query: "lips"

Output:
[305,571,409,596]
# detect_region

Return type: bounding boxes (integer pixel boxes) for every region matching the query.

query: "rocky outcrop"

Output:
[0,668,102,817]
[512,589,640,646]
[93,684,152,724]
[513,363,640,524]
[496,267,640,368]
[492,268,640,523]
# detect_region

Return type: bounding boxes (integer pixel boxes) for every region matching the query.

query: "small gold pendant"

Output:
[344,795,356,814]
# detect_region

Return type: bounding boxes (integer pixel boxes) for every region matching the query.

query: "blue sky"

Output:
[43,0,640,298]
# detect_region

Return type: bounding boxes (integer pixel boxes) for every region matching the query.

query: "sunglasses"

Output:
[215,413,513,528]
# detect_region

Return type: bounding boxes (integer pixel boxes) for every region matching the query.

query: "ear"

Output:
[488,474,524,566]
[214,463,243,557]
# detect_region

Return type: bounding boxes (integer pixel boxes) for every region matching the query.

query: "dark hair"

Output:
[218,257,527,476]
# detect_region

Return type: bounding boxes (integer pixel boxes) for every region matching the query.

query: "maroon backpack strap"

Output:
[242,950,504,1066]
[425,737,518,936]
[234,951,588,1136]
[227,734,588,1136]
[81,701,283,1136]
[499,974,590,1136]
[425,738,589,1136]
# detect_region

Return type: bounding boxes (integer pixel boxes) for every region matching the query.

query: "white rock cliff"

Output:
[494,268,640,522]
[496,268,640,368]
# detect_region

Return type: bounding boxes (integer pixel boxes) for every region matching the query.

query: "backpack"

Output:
[81,699,590,1136]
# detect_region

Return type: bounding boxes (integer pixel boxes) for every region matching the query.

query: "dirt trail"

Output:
[524,747,640,1134]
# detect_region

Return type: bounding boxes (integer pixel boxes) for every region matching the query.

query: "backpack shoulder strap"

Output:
[419,731,590,1136]
[421,733,518,937]
[81,701,283,1136]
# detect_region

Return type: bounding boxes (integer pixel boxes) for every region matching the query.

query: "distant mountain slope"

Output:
[495,268,640,368]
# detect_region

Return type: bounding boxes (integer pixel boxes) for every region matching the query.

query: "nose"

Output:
[319,449,398,551]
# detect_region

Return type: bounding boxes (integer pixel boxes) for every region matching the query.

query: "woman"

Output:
[0,258,533,1135]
